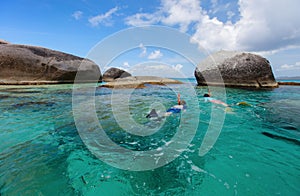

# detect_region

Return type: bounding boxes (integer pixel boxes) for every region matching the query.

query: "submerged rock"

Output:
[13,101,55,108]
[101,76,183,89]
[194,51,278,88]
[262,132,300,146]
[103,67,131,82]
[0,43,102,84]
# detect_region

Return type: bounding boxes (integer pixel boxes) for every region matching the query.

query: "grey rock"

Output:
[0,43,101,84]
[103,67,131,82]
[195,50,278,88]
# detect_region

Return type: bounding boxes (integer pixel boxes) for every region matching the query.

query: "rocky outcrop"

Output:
[278,82,300,86]
[0,43,101,84]
[101,76,183,89]
[195,51,278,88]
[103,67,131,82]
[0,40,10,44]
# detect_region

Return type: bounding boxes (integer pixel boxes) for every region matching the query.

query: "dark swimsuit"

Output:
[166,105,187,113]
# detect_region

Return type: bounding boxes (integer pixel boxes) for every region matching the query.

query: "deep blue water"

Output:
[0,81,299,195]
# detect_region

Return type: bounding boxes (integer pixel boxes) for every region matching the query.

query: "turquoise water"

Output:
[0,81,299,195]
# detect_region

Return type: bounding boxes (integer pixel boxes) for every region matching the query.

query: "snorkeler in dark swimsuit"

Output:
[146,93,187,118]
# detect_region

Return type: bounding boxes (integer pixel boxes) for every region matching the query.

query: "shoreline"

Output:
[0,80,101,85]
[278,82,300,86]
[1,80,300,88]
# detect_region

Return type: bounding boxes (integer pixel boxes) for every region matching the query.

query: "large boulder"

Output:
[103,67,131,82]
[0,43,101,84]
[195,51,278,88]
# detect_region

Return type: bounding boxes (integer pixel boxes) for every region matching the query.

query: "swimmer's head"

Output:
[179,100,186,105]
[203,93,210,97]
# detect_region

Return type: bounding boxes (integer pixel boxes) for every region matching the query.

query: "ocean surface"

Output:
[277,79,300,83]
[0,79,299,195]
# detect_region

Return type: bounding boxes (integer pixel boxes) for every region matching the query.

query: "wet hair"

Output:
[203,93,210,97]
[179,100,186,105]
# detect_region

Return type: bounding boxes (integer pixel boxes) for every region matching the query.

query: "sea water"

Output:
[0,80,299,195]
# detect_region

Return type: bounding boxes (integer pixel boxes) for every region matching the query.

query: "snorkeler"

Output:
[164,99,187,116]
[146,93,187,118]
[204,90,251,109]
[203,90,229,107]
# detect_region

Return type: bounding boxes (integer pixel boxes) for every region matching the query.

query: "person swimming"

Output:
[164,99,187,116]
[204,90,250,108]
[146,93,187,118]
[203,91,229,107]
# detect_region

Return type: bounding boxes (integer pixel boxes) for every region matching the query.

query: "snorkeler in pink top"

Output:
[203,90,229,107]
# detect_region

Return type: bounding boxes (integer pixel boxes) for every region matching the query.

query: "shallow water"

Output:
[0,82,299,195]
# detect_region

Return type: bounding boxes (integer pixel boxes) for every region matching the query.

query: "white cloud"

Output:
[72,11,83,20]
[208,1,233,18]
[129,63,185,78]
[125,0,300,53]
[173,64,183,71]
[193,0,300,52]
[148,50,163,59]
[277,62,300,71]
[280,64,294,69]
[89,7,118,27]
[125,0,203,31]
[209,0,219,14]
[125,13,161,26]
[139,43,147,57]
[191,15,237,51]
[160,0,203,32]
[226,11,235,20]
[123,62,130,67]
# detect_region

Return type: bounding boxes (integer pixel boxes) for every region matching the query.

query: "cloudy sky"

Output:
[1,0,300,77]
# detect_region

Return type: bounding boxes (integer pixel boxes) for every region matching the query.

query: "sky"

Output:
[1,0,300,78]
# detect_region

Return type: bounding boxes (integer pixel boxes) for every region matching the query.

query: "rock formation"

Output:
[101,76,183,89]
[103,67,131,82]
[0,43,101,84]
[195,51,278,88]
[0,39,10,44]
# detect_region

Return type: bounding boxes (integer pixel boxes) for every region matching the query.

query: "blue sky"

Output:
[1,0,300,77]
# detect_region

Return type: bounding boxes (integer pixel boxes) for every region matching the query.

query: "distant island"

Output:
[276,76,300,85]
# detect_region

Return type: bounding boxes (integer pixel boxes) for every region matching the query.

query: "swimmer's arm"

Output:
[173,105,184,109]
[164,112,172,117]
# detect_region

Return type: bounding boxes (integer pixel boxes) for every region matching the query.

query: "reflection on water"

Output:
[0,84,299,195]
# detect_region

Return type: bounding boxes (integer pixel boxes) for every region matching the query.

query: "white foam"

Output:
[154,152,164,157]
[156,147,163,151]
[191,165,206,173]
